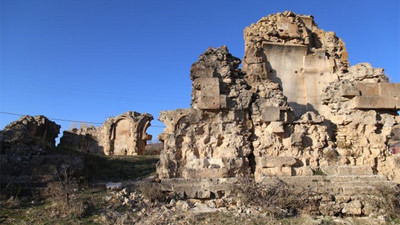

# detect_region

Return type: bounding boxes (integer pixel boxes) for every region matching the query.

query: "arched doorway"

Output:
[113,119,135,155]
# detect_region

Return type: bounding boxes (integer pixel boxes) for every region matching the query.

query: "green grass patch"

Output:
[313,169,327,176]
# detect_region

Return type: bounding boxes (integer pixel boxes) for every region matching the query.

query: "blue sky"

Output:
[1,0,399,141]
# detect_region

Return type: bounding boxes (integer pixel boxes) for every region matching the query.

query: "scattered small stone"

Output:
[106,182,123,190]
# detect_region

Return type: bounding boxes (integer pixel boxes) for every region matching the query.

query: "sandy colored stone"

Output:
[156,12,400,186]
[59,111,153,155]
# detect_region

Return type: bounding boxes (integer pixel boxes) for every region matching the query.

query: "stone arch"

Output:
[136,118,152,155]
[105,112,153,156]
[111,117,136,155]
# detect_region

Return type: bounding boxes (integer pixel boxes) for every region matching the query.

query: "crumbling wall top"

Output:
[1,115,60,148]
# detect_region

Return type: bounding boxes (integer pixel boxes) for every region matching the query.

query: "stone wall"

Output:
[156,12,400,184]
[157,47,254,179]
[59,111,153,156]
[242,11,348,118]
[0,116,84,194]
[1,115,60,153]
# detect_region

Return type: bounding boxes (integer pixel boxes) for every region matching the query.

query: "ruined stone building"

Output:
[0,115,85,192]
[60,111,153,155]
[156,12,400,214]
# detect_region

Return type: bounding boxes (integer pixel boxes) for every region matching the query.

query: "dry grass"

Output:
[234,178,323,218]
[370,185,400,222]
[323,149,340,162]
[0,151,160,224]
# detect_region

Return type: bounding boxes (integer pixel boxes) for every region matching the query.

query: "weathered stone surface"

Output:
[243,12,348,117]
[59,111,153,155]
[195,78,221,109]
[0,115,60,153]
[158,175,396,217]
[157,11,400,196]
[0,116,84,194]
[157,46,254,179]
[261,106,280,122]
[348,83,400,109]
[342,200,362,216]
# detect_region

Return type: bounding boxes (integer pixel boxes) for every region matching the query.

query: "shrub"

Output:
[371,185,400,221]
[234,178,322,218]
[45,167,93,219]
[313,169,327,176]
[323,149,339,162]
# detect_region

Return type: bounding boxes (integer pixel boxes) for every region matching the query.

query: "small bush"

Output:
[371,185,400,221]
[234,178,322,218]
[323,149,339,162]
[45,168,93,219]
[313,169,327,176]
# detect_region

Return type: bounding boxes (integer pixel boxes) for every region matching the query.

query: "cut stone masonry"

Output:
[60,111,153,155]
[157,11,400,206]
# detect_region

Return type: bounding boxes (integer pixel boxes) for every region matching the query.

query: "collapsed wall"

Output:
[59,111,153,155]
[157,11,400,185]
[157,46,254,179]
[0,115,60,154]
[0,116,84,193]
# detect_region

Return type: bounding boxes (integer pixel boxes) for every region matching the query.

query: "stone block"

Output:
[290,132,303,146]
[277,17,300,38]
[255,156,297,168]
[293,166,314,176]
[340,86,360,97]
[342,200,362,216]
[191,63,214,78]
[379,83,400,97]
[320,165,339,176]
[356,83,380,96]
[298,15,313,29]
[196,190,211,199]
[182,168,228,179]
[351,96,400,109]
[266,121,284,133]
[352,83,400,109]
[303,54,334,74]
[337,165,373,175]
[261,106,280,122]
[197,78,221,109]
[198,96,221,109]
[259,167,294,176]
